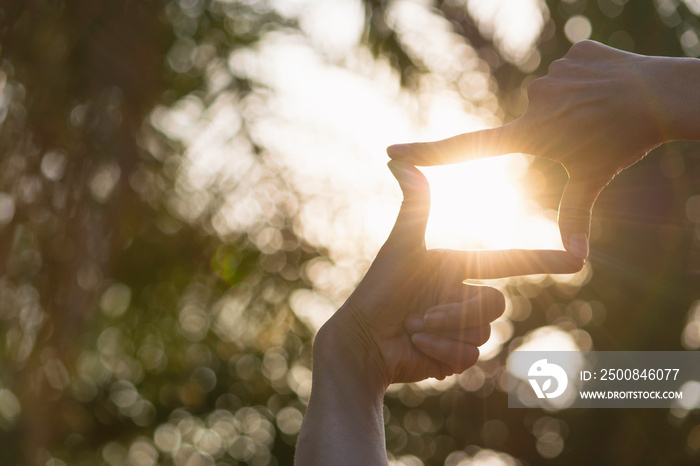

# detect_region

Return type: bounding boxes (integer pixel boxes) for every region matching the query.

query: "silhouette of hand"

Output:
[387,41,696,259]
[319,161,582,388]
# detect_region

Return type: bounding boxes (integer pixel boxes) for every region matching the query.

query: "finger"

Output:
[405,314,426,334]
[405,315,492,345]
[385,160,431,249]
[430,248,584,279]
[436,362,455,380]
[558,173,608,259]
[429,361,455,381]
[387,121,522,166]
[431,326,492,346]
[411,334,479,374]
[446,281,481,303]
[423,289,504,329]
[404,283,498,339]
[451,325,491,346]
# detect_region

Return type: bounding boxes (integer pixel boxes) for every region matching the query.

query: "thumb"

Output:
[386,160,431,250]
[387,121,522,166]
[558,174,607,259]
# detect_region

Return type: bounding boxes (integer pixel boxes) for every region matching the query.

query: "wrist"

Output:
[297,309,390,466]
[304,312,388,456]
[313,307,390,395]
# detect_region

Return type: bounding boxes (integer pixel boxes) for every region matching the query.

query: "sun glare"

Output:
[421,155,563,251]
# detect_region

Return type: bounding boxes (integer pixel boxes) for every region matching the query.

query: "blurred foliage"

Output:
[0,0,699,465]
[0,1,318,465]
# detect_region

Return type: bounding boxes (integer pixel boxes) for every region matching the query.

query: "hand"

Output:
[387,41,700,259]
[319,160,583,390]
[297,161,583,465]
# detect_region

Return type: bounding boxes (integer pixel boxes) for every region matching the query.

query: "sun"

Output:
[420,155,563,251]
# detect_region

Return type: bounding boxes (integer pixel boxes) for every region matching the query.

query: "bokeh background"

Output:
[1,0,700,464]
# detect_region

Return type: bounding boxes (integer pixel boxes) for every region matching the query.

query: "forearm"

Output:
[296,319,389,466]
[646,55,700,142]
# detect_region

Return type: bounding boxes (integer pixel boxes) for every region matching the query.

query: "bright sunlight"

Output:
[421,155,563,251]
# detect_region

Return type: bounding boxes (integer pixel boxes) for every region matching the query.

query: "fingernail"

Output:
[405,316,425,332]
[424,312,447,329]
[567,233,589,259]
[388,162,426,192]
[411,333,436,349]
[387,144,411,158]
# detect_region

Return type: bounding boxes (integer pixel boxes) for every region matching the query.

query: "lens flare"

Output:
[420,155,562,251]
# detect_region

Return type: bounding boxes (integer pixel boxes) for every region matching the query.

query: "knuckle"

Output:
[527,76,549,97]
[470,287,505,324]
[453,348,479,373]
[476,325,491,346]
[567,39,597,56]
[547,57,567,75]
[494,292,506,317]
[569,258,585,273]
[482,287,506,319]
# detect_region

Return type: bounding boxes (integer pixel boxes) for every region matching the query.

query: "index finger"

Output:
[387,121,522,166]
[430,248,584,280]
